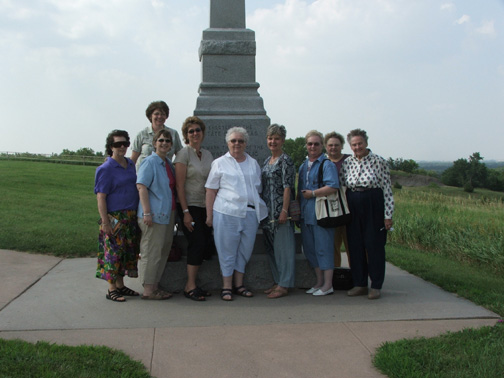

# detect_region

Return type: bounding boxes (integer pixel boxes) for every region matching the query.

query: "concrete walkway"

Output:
[0,249,499,377]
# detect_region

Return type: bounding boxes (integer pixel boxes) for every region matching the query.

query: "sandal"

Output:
[264,284,278,295]
[220,288,233,301]
[195,287,212,297]
[234,285,254,298]
[267,288,288,299]
[184,289,205,301]
[106,289,126,302]
[117,286,139,297]
[141,289,172,300]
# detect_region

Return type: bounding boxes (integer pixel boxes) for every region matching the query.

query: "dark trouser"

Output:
[346,188,387,289]
[177,205,216,266]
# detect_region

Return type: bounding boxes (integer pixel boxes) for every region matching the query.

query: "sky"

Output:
[1,0,503,162]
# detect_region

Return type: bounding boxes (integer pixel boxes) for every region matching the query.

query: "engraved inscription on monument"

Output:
[194,0,270,163]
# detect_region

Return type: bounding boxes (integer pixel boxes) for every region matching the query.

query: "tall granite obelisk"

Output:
[194,0,270,163]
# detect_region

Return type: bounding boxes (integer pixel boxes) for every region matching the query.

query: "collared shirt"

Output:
[136,153,173,224]
[298,154,339,225]
[340,150,395,219]
[94,157,139,212]
[205,152,268,222]
[173,146,213,207]
[131,125,182,169]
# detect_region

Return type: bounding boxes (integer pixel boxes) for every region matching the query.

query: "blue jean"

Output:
[300,221,335,271]
[263,221,296,288]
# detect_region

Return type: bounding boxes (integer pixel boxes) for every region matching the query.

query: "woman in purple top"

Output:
[324,132,351,268]
[95,130,140,302]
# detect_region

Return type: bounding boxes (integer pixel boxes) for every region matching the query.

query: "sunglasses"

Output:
[188,128,202,134]
[157,138,172,143]
[230,139,245,144]
[112,141,130,148]
[307,142,321,147]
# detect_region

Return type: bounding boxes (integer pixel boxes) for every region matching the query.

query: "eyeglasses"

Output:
[112,141,130,148]
[230,139,245,144]
[307,142,321,147]
[188,128,202,134]
[157,138,172,143]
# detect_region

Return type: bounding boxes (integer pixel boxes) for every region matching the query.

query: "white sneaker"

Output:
[305,287,319,294]
[313,287,334,296]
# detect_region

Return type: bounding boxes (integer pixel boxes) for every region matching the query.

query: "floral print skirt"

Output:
[96,209,140,283]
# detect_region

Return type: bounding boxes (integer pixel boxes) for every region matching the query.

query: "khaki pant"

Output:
[138,210,176,285]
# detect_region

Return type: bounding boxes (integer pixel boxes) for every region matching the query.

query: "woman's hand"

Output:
[205,215,213,228]
[101,223,113,236]
[143,214,153,226]
[278,209,288,224]
[384,218,393,230]
[184,212,194,232]
[301,190,313,199]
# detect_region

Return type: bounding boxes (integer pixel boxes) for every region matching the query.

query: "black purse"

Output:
[332,267,353,290]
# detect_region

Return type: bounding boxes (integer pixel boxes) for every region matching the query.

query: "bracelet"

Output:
[282,208,288,214]
[312,190,315,198]
[102,223,109,226]
[183,209,190,213]
[143,213,151,216]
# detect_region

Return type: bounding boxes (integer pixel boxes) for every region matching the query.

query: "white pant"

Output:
[213,210,259,277]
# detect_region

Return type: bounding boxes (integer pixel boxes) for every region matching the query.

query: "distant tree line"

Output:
[60,148,103,157]
[441,152,504,192]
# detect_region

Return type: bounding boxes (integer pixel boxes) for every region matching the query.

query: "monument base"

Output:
[159,232,316,292]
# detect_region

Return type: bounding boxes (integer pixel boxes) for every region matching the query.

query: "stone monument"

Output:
[194,0,270,163]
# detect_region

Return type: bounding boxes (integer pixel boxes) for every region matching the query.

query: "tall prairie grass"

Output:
[389,186,504,272]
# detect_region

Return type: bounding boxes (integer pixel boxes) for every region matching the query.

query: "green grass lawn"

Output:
[0,339,150,377]
[1,161,503,377]
[0,160,97,257]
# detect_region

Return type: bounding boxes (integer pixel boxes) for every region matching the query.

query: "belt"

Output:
[247,205,255,209]
[351,187,372,192]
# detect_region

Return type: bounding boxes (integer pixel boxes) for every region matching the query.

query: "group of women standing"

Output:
[95,104,394,303]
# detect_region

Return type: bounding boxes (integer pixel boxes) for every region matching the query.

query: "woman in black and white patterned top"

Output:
[340,129,394,300]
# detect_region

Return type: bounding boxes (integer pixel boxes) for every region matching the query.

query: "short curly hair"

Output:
[145,101,170,122]
[347,129,368,144]
[266,124,287,140]
[181,116,206,144]
[105,129,130,157]
[225,127,249,143]
[324,131,345,147]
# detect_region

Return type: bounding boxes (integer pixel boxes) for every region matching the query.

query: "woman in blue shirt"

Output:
[298,130,339,296]
[136,129,176,300]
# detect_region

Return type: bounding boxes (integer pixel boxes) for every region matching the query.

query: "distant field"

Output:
[0,160,97,257]
[1,160,504,269]
[389,185,504,273]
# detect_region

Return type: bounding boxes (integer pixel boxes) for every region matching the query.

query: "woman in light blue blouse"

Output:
[136,129,176,300]
[261,124,296,299]
[298,130,339,296]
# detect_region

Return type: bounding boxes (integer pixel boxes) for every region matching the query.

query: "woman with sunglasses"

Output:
[136,129,176,300]
[298,130,340,296]
[174,116,215,301]
[205,127,268,301]
[95,130,140,302]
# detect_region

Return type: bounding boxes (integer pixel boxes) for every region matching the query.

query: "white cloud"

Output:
[475,20,495,36]
[440,3,455,12]
[455,15,470,25]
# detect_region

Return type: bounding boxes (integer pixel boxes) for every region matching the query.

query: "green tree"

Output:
[387,158,419,173]
[441,152,488,189]
[76,147,96,156]
[283,137,308,170]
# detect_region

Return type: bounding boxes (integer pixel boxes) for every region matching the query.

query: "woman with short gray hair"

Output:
[205,127,268,301]
[261,124,296,298]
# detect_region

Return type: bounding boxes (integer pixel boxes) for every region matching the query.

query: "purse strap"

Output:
[317,158,328,189]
